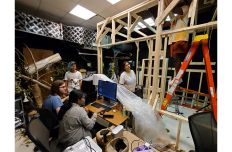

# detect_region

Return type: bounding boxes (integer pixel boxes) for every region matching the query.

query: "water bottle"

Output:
[122,106,126,117]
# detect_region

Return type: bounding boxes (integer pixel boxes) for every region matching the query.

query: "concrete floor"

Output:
[15,99,197,152]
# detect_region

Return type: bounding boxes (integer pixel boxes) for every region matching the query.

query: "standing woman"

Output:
[119,61,140,92]
[58,89,104,148]
[64,61,82,93]
[42,80,69,119]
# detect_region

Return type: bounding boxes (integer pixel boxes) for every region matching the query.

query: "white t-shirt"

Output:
[64,71,82,93]
[119,70,136,92]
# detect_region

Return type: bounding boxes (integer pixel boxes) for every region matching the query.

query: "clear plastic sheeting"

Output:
[92,74,171,148]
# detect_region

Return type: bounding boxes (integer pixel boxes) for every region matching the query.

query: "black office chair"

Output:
[188,111,217,152]
[134,86,143,99]
[27,118,64,152]
[30,102,59,138]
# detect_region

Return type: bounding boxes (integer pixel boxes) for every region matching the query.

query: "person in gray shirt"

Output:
[58,89,104,148]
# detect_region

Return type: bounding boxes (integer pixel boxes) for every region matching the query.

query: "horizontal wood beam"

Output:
[156,109,188,122]
[99,21,217,48]
[161,21,217,36]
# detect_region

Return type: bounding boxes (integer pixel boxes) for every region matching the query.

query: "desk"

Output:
[93,126,160,152]
[85,99,129,126]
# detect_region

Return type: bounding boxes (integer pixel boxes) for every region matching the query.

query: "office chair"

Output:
[188,111,217,152]
[27,118,64,152]
[134,86,143,99]
[30,102,59,138]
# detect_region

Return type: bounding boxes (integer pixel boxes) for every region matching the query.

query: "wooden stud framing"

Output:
[111,19,116,44]
[127,12,132,40]
[175,120,182,150]
[96,17,110,42]
[158,0,179,25]
[160,37,168,109]
[190,0,198,27]
[96,0,217,150]
[135,42,139,84]
[164,0,175,19]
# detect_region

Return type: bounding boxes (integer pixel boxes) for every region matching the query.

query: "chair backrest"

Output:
[27,118,50,152]
[30,102,59,132]
[134,86,143,99]
[188,111,217,152]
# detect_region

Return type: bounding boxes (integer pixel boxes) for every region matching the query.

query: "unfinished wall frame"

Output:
[96,0,217,150]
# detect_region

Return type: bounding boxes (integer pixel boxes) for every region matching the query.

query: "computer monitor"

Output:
[98,80,117,101]
[81,80,95,94]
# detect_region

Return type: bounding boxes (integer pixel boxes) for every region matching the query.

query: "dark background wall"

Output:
[15,30,98,72]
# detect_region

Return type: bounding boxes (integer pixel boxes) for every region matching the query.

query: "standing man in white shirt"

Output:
[64,61,82,93]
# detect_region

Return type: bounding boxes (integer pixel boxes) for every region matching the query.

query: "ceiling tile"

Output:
[114,0,143,12]
[71,0,81,3]
[80,21,96,31]
[15,0,40,16]
[88,15,105,24]
[37,2,67,19]
[60,13,85,26]
[41,0,77,12]
[36,11,61,22]
[98,6,121,18]
[78,0,112,14]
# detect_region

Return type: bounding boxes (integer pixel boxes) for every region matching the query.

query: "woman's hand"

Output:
[137,85,140,90]
[84,107,89,114]
[95,107,105,113]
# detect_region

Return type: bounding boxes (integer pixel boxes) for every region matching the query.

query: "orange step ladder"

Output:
[160,34,217,122]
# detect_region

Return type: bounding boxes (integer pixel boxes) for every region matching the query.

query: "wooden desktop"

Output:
[85,99,129,126]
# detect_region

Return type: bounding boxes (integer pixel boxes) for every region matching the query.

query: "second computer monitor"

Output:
[98,80,117,101]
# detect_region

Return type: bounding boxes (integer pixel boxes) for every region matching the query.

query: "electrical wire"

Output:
[81,137,96,152]
[76,48,91,63]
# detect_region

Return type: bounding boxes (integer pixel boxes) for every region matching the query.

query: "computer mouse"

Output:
[100,110,105,115]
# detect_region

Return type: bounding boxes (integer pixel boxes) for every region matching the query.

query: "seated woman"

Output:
[58,90,104,148]
[42,80,69,119]
[119,61,140,92]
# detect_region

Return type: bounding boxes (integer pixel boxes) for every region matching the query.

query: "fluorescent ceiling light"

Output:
[70,5,96,20]
[165,14,178,21]
[124,26,141,30]
[138,17,155,28]
[124,17,155,31]
[107,0,121,4]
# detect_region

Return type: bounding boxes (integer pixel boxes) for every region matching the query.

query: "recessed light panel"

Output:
[70,5,96,20]
[106,0,121,5]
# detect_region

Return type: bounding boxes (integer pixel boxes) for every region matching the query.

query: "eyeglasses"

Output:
[59,86,66,88]
[125,64,130,67]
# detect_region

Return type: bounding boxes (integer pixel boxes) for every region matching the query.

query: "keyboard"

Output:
[91,102,111,112]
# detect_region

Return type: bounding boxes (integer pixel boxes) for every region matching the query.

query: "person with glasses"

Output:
[64,61,82,94]
[119,61,139,92]
[42,80,69,119]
